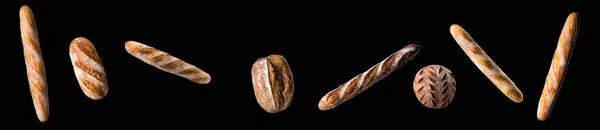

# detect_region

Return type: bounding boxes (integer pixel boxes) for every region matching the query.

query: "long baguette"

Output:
[450,24,524,103]
[69,37,109,100]
[125,41,211,84]
[537,12,579,121]
[318,44,419,111]
[20,5,50,123]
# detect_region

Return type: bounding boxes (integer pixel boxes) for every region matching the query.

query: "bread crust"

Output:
[69,37,109,100]
[413,65,456,109]
[537,12,579,121]
[125,41,211,84]
[318,44,419,111]
[20,5,49,123]
[450,24,523,103]
[251,55,294,113]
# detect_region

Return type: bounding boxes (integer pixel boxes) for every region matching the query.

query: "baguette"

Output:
[537,12,579,121]
[69,37,109,100]
[450,24,524,103]
[20,5,50,122]
[318,44,419,111]
[125,41,211,84]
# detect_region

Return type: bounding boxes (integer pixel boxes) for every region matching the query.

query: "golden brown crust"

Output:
[488,75,510,84]
[20,6,37,30]
[179,68,198,75]
[476,60,495,68]
[191,77,209,83]
[25,34,41,54]
[149,53,171,63]
[20,6,41,54]
[379,53,398,75]
[266,55,294,110]
[360,68,378,92]
[31,91,48,122]
[451,24,475,43]
[125,41,211,84]
[124,41,138,53]
[24,52,44,76]
[343,77,361,99]
[20,5,49,123]
[69,37,109,100]
[75,61,106,81]
[537,12,579,121]
[160,60,186,70]
[506,88,523,103]
[73,38,102,64]
[470,47,484,55]
[81,77,106,97]
[323,88,341,107]
[450,24,523,103]
[135,47,159,55]
[29,74,45,93]
[251,55,295,113]
[318,44,419,111]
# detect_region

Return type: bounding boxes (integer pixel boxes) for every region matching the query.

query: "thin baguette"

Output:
[450,24,524,103]
[20,5,50,123]
[318,44,419,111]
[125,41,211,84]
[537,12,579,121]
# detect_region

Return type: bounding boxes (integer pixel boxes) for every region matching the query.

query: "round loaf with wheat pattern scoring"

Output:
[413,65,456,109]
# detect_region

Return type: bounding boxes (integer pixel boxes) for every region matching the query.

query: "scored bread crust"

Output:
[251,55,294,113]
[318,44,419,111]
[125,41,211,84]
[252,58,275,113]
[20,5,50,123]
[69,37,109,100]
[450,24,523,103]
[413,65,456,109]
[537,12,579,121]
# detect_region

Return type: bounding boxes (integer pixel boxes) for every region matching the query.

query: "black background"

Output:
[6,0,599,128]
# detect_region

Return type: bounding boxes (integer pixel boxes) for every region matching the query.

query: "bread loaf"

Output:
[125,41,211,84]
[318,44,419,111]
[537,12,579,121]
[450,24,523,103]
[69,37,109,100]
[251,55,294,113]
[413,65,456,109]
[20,5,50,123]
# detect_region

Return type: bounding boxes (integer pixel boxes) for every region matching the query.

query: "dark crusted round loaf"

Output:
[413,65,456,109]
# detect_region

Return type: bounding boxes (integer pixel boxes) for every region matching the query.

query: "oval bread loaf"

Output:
[251,55,294,114]
[69,37,109,100]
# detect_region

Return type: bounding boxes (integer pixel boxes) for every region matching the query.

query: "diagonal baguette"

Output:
[125,41,211,84]
[537,12,579,121]
[20,5,50,123]
[318,44,419,111]
[450,24,524,103]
